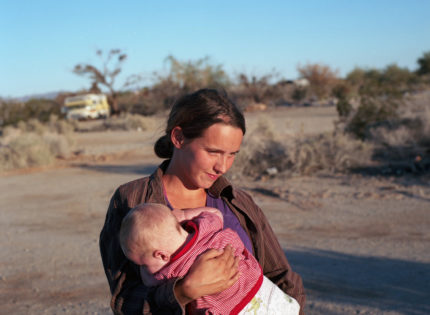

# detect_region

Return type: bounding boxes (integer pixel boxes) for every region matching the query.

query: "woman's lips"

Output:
[207,173,219,180]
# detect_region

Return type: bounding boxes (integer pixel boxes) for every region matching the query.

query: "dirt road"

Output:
[1,107,429,314]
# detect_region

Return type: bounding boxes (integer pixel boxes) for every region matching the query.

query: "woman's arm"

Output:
[173,245,240,305]
[230,190,306,314]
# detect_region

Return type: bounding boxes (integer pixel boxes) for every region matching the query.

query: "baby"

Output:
[119,203,300,315]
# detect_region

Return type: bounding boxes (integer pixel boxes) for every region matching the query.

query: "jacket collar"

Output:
[149,160,235,200]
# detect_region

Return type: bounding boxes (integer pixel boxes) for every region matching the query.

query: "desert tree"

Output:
[73,49,141,115]
[235,73,274,104]
[297,63,338,101]
[137,55,230,113]
[162,55,230,92]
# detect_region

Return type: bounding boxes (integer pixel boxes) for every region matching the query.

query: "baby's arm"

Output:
[172,207,223,223]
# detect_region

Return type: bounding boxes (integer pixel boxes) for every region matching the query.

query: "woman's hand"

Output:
[173,244,240,305]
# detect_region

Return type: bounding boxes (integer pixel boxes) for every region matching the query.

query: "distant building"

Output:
[294,78,310,88]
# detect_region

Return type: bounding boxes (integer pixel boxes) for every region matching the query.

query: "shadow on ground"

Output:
[75,163,158,175]
[285,248,430,315]
[350,157,430,186]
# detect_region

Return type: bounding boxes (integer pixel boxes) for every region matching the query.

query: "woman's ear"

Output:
[171,126,185,149]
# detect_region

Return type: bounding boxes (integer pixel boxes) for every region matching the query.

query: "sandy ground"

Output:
[1,106,429,315]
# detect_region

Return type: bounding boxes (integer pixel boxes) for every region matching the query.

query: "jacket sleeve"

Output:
[232,190,306,314]
[99,188,184,315]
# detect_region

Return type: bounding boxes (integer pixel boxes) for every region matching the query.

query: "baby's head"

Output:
[119,203,188,273]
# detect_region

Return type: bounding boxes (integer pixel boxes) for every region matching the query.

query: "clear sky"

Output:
[1,0,429,98]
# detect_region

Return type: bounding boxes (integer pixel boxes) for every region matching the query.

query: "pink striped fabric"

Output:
[154,212,263,314]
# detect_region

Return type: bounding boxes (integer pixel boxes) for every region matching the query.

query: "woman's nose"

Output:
[214,155,227,174]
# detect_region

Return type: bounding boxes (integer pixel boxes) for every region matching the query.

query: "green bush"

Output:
[346,97,400,139]
[417,51,430,75]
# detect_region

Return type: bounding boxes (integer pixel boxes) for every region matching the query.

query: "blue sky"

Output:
[1,0,429,98]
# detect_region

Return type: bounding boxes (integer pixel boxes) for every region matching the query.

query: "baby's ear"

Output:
[154,250,171,262]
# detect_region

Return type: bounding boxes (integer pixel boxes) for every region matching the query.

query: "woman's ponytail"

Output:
[154,134,173,159]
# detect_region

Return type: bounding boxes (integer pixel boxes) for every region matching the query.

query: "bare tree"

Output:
[297,63,338,101]
[73,49,140,114]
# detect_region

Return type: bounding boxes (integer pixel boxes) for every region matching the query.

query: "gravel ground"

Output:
[1,107,429,314]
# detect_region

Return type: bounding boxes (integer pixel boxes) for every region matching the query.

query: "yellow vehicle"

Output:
[62,94,110,120]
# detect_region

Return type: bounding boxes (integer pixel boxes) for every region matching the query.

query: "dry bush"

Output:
[0,133,54,171]
[0,98,62,127]
[229,117,372,179]
[297,63,338,100]
[0,131,73,172]
[367,91,430,164]
[14,115,76,135]
[0,117,76,172]
[288,132,373,175]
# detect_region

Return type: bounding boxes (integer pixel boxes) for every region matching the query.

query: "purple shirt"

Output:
[206,192,253,255]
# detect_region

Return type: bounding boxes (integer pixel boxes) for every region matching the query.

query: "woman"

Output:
[99,89,306,314]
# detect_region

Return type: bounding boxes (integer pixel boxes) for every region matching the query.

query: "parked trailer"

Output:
[62,94,110,120]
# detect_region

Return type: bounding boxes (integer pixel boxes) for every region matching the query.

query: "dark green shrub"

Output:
[417,51,430,75]
[292,87,307,103]
[332,82,353,117]
[346,97,400,139]
[336,99,352,118]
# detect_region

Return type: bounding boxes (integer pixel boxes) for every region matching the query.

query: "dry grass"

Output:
[75,113,155,132]
[0,116,76,172]
[229,117,373,179]
[102,113,155,131]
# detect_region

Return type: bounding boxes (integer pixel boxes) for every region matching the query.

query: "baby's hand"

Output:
[171,209,186,222]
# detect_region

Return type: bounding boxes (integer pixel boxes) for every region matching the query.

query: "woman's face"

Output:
[172,123,243,190]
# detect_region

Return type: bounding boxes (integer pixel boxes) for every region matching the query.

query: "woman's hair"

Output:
[154,89,246,159]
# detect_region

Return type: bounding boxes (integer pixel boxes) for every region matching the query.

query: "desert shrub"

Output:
[118,86,178,116]
[230,73,280,107]
[336,99,353,118]
[13,115,76,135]
[289,132,373,175]
[297,63,338,100]
[345,97,401,139]
[340,64,420,139]
[162,55,230,93]
[332,81,353,117]
[291,87,308,104]
[0,131,73,172]
[417,51,430,76]
[229,117,372,179]
[101,113,154,131]
[0,116,76,172]
[0,98,62,127]
[367,91,430,166]
[0,133,54,171]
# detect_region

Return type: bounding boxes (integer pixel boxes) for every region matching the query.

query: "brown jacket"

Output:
[99,161,306,314]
